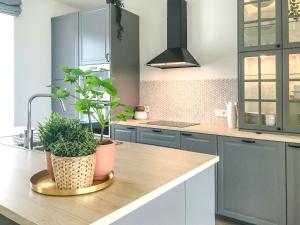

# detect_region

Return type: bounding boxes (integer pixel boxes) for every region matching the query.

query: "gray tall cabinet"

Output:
[238,0,300,133]
[51,4,140,128]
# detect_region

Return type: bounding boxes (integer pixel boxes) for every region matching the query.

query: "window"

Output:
[0,13,14,128]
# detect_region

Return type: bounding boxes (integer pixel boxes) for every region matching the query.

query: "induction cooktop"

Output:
[145,120,199,128]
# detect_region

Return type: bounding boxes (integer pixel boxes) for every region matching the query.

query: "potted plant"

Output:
[53,67,133,180]
[38,113,73,180]
[48,118,97,189]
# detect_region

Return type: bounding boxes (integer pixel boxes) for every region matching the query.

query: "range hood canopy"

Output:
[147,0,200,69]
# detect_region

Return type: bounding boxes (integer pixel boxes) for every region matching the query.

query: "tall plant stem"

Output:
[88,113,93,133]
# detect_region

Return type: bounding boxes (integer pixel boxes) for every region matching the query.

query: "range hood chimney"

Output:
[146,0,200,69]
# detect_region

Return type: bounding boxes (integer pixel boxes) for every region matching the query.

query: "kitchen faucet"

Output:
[24,93,66,150]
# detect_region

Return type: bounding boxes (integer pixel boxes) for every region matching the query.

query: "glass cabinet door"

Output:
[283,0,300,47]
[239,51,282,131]
[283,48,300,132]
[239,0,281,52]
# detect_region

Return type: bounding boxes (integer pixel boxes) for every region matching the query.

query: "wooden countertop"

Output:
[116,120,300,144]
[0,142,218,225]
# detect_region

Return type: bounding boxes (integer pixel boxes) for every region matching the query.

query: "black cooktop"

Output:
[145,120,199,128]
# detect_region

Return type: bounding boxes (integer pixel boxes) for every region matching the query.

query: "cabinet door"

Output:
[283,0,300,48]
[217,136,286,225]
[52,13,78,80]
[286,143,300,225]
[238,0,281,52]
[79,7,110,65]
[113,125,137,143]
[180,132,217,155]
[239,50,282,132]
[137,128,180,149]
[283,48,300,132]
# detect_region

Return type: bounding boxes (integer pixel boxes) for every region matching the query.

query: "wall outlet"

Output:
[215,109,227,118]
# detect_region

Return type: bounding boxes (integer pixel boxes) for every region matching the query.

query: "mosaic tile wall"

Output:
[140,79,238,126]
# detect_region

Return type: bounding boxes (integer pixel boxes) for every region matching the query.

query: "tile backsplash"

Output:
[140,79,238,126]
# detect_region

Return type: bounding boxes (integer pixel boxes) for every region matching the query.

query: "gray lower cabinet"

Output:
[137,127,180,149]
[180,132,217,155]
[0,215,18,225]
[286,143,300,225]
[79,6,109,65]
[217,136,286,225]
[113,125,137,143]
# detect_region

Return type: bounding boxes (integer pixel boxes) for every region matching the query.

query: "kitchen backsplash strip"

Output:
[140,79,238,126]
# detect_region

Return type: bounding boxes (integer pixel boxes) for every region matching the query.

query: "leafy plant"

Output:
[38,113,76,152]
[48,119,97,157]
[107,0,125,41]
[53,67,134,144]
[290,0,300,21]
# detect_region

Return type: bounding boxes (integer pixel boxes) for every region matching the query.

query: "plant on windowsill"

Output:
[47,117,97,189]
[106,0,125,41]
[52,67,133,180]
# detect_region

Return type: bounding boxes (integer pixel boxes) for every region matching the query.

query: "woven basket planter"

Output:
[52,153,96,190]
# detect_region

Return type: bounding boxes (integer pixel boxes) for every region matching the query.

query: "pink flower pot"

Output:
[94,141,115,181]
[46,152,55,181]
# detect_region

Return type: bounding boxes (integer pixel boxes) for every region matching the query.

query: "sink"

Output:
[0,133,45,151]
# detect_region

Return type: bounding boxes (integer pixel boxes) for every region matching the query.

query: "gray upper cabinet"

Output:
[286,143,300,225]
[217,136,286,225]
[238,0,282,52]
[238,50,283,132]
[79,7,110,65]
[52,12,78,80]
[283,0,300,48]
[180,132,217,155]
[137,127,180,149]
[283,48,300,133]
[113,125,137,143]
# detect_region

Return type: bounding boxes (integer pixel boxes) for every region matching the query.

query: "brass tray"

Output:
[30,170,114,196]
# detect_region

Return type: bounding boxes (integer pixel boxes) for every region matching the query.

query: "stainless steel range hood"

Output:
[146,0,200,69]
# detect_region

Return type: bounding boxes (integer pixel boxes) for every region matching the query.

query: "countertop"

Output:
[0,142,218,225]
[116,120,300,144]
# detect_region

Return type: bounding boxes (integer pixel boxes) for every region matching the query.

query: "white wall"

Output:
[124,0,238,81]
[14,0,77,127]
[0,14,14,129]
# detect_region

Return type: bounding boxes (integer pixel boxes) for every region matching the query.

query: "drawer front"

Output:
[113,125,137,143]
[137,128,180,149]
[180,132,217,155]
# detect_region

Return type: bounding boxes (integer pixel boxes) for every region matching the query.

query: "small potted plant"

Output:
[48,118,97,189]
[38,113,73,180]
[53,67,133,180]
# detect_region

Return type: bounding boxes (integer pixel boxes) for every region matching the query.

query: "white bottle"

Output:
[226,101,237,129]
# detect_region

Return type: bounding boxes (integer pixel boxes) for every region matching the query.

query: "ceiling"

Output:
[54,0,107,9]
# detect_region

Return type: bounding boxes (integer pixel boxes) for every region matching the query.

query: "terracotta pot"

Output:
[94,141,115,181]
[46,152,55,181]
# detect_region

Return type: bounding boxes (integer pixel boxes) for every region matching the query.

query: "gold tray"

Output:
[30,170,114,196]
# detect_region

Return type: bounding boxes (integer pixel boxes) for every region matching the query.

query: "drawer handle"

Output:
[126,127,135,130]
[241,139,256,144]
[181,133,192,137]
[152,129,162,133]
[288,144,300,149]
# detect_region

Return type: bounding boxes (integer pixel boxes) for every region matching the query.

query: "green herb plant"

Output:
[53,67,134,144]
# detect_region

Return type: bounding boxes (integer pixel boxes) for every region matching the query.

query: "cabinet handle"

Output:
[288,144,300,149]
[152,129,162,133]
[106,53,110,62]
[241,139,256,144]
[126,127,135,130]
[181,133,192,137]
[276,44,281,48]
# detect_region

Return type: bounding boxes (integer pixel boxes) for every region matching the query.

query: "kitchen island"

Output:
[0,142,218,225]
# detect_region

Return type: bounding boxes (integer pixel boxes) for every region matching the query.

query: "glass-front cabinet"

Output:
[283,48,300,132]
[239,51,282,131]
[283,0,300,47]
[239,0,281,51]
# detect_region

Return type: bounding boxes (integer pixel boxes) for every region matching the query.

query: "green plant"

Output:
[290,0,300,21]
[48,119,97,157]
[107,0,125,41]
[38,113,75,152]
[53,67,134,144]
